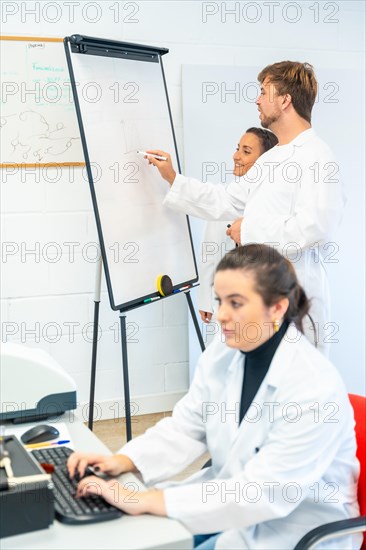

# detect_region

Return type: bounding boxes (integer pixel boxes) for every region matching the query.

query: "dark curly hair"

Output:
[245,127,278,154]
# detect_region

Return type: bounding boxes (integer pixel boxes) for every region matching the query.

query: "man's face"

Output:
[256,78,283,129]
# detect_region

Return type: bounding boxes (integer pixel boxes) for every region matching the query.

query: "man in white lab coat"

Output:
[146,61,345,355]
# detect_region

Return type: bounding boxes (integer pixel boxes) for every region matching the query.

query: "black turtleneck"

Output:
[239,320,289,423]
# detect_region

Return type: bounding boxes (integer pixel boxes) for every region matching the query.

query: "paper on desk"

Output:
[5,422,74,451]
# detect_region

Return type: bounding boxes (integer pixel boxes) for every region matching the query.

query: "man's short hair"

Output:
[258,61,317,123]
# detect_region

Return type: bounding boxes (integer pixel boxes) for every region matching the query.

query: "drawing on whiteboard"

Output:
[120,119,142,156]
[1,110,81,162]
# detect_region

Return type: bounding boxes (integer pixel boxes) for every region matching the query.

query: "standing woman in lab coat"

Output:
[68,244,359,550]
[199,127,278,326]
[146,61,345,355]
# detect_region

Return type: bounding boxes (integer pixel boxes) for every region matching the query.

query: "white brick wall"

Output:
[1,1,364,415]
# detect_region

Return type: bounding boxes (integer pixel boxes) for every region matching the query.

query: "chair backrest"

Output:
[348,393,366,548]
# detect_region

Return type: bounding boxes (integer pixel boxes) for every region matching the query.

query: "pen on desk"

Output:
[25,440,70,449]
[137,151,168,161]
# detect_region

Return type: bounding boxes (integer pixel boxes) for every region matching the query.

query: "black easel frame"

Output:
[64,35,204,439]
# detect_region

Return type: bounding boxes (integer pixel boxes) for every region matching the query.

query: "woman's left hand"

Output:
[76,475,167,516]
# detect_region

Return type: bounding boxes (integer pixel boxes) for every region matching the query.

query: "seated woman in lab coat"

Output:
[68,244,360,550]
[199,127,278,326]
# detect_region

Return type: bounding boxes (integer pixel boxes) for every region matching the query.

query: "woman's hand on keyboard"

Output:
[76,475,167,517]
[67,452,136,479]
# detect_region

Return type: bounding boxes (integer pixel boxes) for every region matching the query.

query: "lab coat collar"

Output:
[289,127,316,147]
[271,129,315,162]
[264,323,300,389]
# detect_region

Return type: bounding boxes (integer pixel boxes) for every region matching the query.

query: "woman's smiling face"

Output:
[232,132,263,177]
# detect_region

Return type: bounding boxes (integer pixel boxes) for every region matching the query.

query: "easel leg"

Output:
[88,257,102,431]
[88,301,100,431]
[185,291,206,352]
[120,314,132,442]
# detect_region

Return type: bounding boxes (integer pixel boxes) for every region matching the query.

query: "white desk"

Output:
[2,415,193,550]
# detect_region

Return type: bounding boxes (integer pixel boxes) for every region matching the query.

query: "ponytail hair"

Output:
[216,244,310,333]
[286,282,311,333]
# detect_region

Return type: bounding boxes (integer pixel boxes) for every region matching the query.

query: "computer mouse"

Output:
[21,424,60,444]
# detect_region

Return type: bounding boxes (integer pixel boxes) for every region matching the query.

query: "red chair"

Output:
[294,393,366,549]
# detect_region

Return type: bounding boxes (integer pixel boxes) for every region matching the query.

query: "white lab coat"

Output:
[198,220,235,314]
[164,129,345,354]
[120,327,360,549]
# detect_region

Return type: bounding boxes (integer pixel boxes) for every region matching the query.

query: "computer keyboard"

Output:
[30,446,123,525]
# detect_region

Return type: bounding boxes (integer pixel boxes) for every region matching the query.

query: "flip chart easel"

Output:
[63,35,204,440]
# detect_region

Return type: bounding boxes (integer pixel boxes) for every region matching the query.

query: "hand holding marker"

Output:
[227,223,239,248]
[137,151,167,161]
[139,149,177,185]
